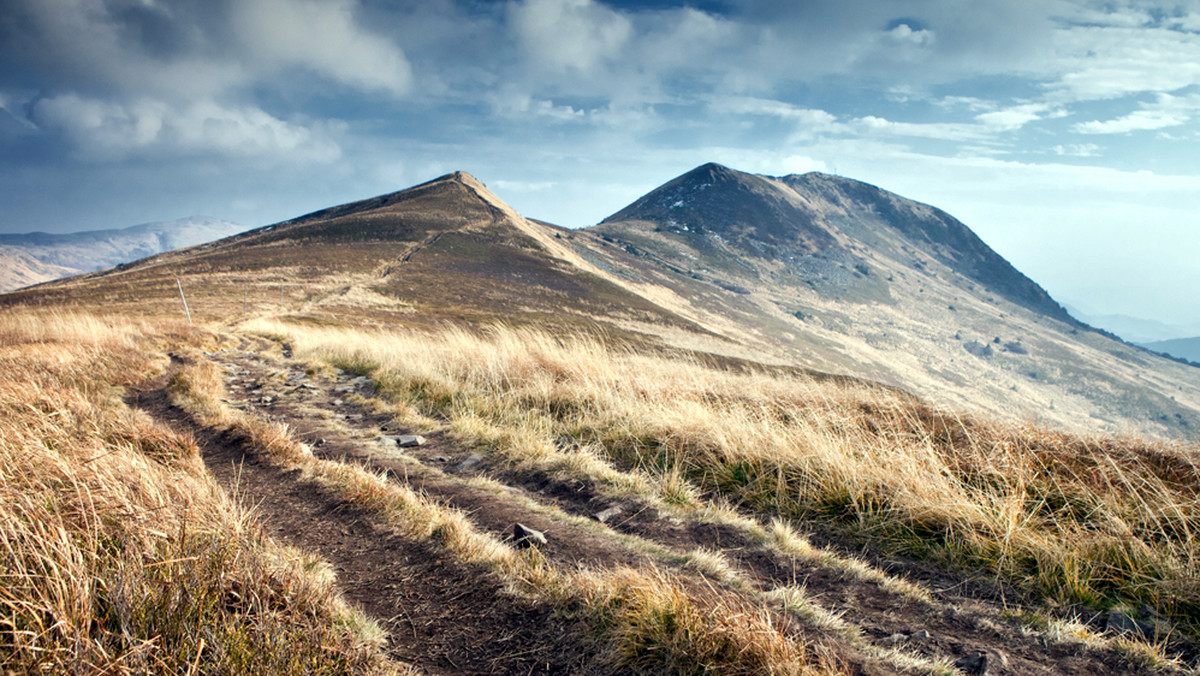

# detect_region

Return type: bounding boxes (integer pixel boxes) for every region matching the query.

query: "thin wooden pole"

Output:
[176,278,193,325]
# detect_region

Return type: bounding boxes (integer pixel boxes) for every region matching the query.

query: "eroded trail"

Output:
[130,352,607,676]
[134,335,1161,676]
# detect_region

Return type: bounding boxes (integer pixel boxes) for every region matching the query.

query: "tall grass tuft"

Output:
[246,318,1200,636]
[0,311,392,674]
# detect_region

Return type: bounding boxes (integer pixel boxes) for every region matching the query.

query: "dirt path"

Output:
[133,336,1169,675]
[128,360,609,676]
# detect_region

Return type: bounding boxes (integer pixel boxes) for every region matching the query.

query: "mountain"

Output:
[0,247,79,292]
[587,163,1200,438]
[1063,304,1200,344]
[0,216,245,292]
[1141,336,1200,364]
[3,166,1198,440]
[602,162,1071,322]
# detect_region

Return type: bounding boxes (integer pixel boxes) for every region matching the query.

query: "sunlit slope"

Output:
[587,163,1200,439]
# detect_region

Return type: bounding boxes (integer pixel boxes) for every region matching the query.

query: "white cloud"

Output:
[713,97,840,126]
[490,90,585,121]
[975,102,1067,130]
[492,179,556,192]
[1050,25,1200,101]
[33,93,340,162]
[854,115,989,142]
[507,0,632,73]
[887,23,935,46]
[1052,143,1101,156]
[1074,92,1200,133]
[231,0,412,96]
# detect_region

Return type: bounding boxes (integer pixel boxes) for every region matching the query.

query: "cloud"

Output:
[1051,143,1101,156]
[713,97,840,126]
[507,0,632,73]
[975,103,1067,130]
[230,0,412,96]
[886,22,935,46]
[32,93,340,162]
[853,115,989,142]
[1074,92,1200,133]
[490,90,585,121]
[1050,25,1200,101]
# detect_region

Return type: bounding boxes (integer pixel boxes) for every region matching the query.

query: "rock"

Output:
[593,506,623,524]
[955,650,988,675]
[1106,611,1157,639]
[375,435,399,447]
[397,435,426,447]
[909,630,930,641]
[512,523,547,549]
[457,453,483,471]
[887,633,907,645]
[259,395,273,404]
[332,398,344,406]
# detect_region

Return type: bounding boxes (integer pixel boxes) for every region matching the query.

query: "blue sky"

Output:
[1,0,1198,328]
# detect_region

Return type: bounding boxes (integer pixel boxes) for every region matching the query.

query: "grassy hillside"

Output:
[4,307,1198,673]
[0,311,398,674]
[250,318,1200,635]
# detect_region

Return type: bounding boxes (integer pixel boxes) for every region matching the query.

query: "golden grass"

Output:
[246,318,1200,637]
[167,350,840,675]
[0,310,395,674]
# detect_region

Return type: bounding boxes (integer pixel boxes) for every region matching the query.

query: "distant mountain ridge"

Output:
[0,217,245,292]
[1140,337,1200,364]
[5,165,1199,440]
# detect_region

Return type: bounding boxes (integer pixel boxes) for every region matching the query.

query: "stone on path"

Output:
[397,435,426,447]
[512,523,547,549]
[593,506,623,524]
[457,453,483,471]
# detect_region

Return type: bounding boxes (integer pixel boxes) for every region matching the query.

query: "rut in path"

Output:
[193,335,1161,676]
[130,356,609,676]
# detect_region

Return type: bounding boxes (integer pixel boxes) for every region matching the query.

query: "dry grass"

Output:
[246,318,1200,638]
[167,349,840,675]
[0,310,395,674]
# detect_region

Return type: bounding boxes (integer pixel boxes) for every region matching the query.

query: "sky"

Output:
[1,0,1198,331]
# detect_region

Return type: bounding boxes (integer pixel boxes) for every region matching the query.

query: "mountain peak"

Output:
[600,163,1073,323]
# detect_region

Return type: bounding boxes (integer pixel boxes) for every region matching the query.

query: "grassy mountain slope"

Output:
[590,164,1200,440]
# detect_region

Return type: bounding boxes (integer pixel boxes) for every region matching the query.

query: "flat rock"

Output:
[1105,611,1158,639]
[955,650,988,675]
[457,453,484,471]
[593,506,623,524]
[374,435,399,447]
[397,434,426,447]
[512,523,547,549]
